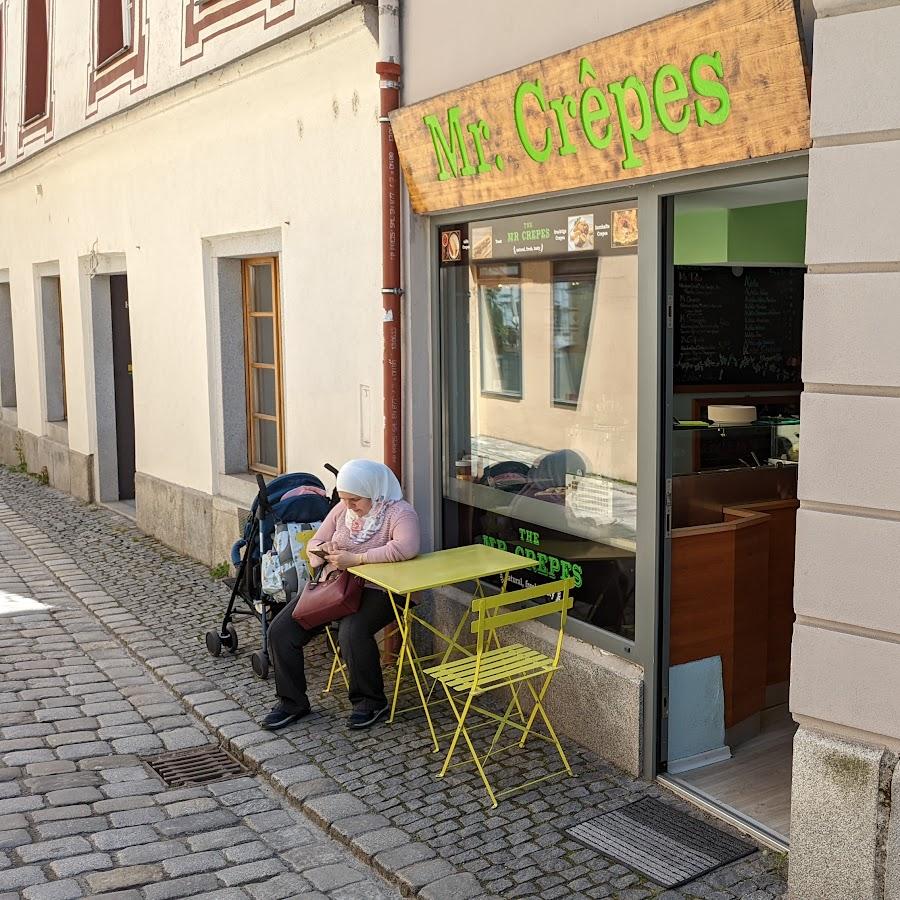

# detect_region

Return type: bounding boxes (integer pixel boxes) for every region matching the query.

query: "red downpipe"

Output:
[377,61,403,482]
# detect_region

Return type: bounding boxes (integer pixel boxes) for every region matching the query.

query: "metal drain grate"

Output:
[145,744,247,788]
[567,797,756,888]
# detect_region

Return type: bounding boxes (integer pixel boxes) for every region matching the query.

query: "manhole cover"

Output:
[146,744,247,788]
[566,797,756,888]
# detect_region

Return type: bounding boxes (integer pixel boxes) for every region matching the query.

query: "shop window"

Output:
[552,259,596,407]
[477,264,521,398]
[242,257,283,475]
[23,0,49,123]
[40,275,66,422]
[440,203,639,640]
[0,279,15,409]
[96,0,131,68]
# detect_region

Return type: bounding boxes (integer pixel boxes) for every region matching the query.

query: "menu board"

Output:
[674,266,803,387]
[439,202,638,267]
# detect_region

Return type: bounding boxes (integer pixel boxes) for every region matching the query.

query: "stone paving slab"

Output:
[0,499,398,900]
[0,469,789,898]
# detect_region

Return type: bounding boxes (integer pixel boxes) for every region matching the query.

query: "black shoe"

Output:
[348,705,389,729]
[262,703,310,730]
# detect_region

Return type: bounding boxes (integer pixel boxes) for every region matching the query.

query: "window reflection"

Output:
[553,260,596,406]
[439,203,639,640]
[478,265,522,397]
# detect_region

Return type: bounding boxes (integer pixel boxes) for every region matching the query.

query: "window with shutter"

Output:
[97,0,130,68]
[23,0,49,123]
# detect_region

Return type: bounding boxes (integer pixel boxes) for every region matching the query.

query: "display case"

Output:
[672,418,800,475]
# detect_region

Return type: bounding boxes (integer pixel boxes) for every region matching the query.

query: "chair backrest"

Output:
[470,578,575,666]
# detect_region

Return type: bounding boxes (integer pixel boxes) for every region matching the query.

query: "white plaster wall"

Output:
[2,0,367,170]
[803,273,900,387]
[0,9,382,495]
[793,0,900,745]
[809,3,900,139]
[792,624,900,740]
[806,142,900,265]
[795,508,900,635]
[401,0,710,104]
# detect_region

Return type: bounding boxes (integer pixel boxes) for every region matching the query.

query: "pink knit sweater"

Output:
[307,500,420,565]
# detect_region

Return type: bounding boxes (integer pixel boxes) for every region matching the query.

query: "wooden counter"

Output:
[671,507,771,728]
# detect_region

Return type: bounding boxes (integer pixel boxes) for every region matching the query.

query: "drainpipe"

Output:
[377,1,402,481]
[378,1,402,664]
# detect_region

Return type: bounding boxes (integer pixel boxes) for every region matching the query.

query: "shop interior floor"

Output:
[673,705,796,841]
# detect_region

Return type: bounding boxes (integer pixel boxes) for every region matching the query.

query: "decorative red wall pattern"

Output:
[182,0,296,64]
[18,0,54,157]
[86,0,149,118]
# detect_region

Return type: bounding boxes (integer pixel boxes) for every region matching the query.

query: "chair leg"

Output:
[521,677,573,776]
[388,622,408,722]
[323,626,349,693]
[437,686,473,777]
[482,692,519,766]
[439,686,497,807]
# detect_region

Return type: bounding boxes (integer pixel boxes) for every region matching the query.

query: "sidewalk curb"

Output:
[0,498,493,900]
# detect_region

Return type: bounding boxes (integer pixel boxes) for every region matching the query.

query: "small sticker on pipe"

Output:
[383,309,394,322]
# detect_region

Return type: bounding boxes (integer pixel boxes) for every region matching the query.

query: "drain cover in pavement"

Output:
[146,744,247,787]
[566,797,756,888]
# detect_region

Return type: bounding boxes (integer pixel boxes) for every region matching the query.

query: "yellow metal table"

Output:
[349,545,539,751]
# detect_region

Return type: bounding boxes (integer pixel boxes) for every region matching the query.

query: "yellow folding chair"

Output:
[423,577,576,807]
[294,530,349,694]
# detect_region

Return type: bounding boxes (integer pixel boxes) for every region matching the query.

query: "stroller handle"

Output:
[255,474,274,520]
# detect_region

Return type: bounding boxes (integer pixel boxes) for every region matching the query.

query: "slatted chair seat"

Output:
[425,644,555,693]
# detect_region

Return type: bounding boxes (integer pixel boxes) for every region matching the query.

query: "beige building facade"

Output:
[0,0,386,565]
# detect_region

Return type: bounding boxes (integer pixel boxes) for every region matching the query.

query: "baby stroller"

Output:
[204,467,337,679]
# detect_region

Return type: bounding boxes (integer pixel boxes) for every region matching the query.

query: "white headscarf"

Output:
[336,459,404,544]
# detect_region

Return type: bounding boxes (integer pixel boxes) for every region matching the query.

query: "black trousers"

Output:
[268,586,395,713]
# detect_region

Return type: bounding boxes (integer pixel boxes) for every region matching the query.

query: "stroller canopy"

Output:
[235,472,334,562]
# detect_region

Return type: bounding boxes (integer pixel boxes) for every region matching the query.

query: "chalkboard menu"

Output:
[674,266,804,386]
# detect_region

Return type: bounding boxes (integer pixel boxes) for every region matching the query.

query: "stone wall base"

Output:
[0,421,93,501]
[135,471,245,568]
[426,587,644,777]
[789,726,900,899]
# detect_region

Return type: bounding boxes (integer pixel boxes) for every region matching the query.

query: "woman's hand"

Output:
[308,542,334,566]
[327,550,364,570]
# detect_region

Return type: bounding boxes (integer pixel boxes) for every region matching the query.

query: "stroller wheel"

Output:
[205,630,222,657]
[224,623,239,654]
[251,651,270,680]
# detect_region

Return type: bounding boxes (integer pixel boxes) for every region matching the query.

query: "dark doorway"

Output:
[110,275,135,500]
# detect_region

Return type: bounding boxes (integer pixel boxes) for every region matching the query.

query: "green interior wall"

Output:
[673,209,729,264]
[674,200,807,265]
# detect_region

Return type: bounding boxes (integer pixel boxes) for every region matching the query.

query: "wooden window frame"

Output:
[241,257,283,475]
[96,0,132,70]
[23,0,49,125]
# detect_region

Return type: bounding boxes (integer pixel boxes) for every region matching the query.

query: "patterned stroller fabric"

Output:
[230,472,332,566]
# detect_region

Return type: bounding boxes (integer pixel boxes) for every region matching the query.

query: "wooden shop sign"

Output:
[390,0,810,214]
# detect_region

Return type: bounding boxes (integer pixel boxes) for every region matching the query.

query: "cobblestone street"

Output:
[0,470,789,899]
[0,505,400,900]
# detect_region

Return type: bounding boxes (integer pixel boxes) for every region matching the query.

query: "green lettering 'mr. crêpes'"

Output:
[424,50,732,181]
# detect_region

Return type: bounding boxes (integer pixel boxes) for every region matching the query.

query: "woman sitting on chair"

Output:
[263,459,420,731]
